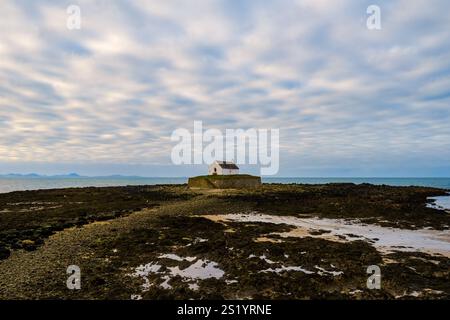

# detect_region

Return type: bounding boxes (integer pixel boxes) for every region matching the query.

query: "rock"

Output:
[92,277,106,286]
[0,246,11,260]
[21,239,36,251]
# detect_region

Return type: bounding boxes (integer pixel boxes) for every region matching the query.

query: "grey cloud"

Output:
[0,0,449,175]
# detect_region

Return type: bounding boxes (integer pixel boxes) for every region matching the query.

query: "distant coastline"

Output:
[0,173,142,179]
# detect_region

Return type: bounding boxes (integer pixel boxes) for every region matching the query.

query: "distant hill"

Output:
[0,173,152,179]
[0,173,82,178]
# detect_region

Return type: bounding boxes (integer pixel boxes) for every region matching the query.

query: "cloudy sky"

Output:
[1,0,449,177]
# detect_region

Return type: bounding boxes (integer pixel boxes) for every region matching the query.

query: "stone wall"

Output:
[188,175,261,189]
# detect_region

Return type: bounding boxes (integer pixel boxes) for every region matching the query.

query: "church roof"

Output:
[215,161,239,170]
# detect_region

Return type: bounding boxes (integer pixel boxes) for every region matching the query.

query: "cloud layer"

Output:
[1,0,450,176]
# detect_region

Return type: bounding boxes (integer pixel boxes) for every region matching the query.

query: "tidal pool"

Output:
[203,213,450,257]
[130,255,224,292]
[427,194,450,211]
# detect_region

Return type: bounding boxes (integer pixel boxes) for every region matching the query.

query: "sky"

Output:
[1,0,450,177]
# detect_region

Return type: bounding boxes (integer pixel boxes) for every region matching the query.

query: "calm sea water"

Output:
[264,177,450,189]
[0,177,450,194]
[0,177,186,194]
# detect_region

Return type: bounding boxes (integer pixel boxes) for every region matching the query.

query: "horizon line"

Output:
[1,174,450,179]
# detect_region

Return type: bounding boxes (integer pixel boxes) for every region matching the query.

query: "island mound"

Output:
[188,174,261,189]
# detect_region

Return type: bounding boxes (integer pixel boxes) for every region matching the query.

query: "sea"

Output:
[0,177,450,194]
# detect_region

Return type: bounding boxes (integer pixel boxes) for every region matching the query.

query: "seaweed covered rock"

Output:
[0,246,10,260]
[21,239,37,251]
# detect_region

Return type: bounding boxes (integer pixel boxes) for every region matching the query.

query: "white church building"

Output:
[208,161,239,175]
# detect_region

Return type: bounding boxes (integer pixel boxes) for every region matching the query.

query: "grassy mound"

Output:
[188,174,261,189]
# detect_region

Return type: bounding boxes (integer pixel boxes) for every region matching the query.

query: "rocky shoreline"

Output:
[0,183,449,299]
